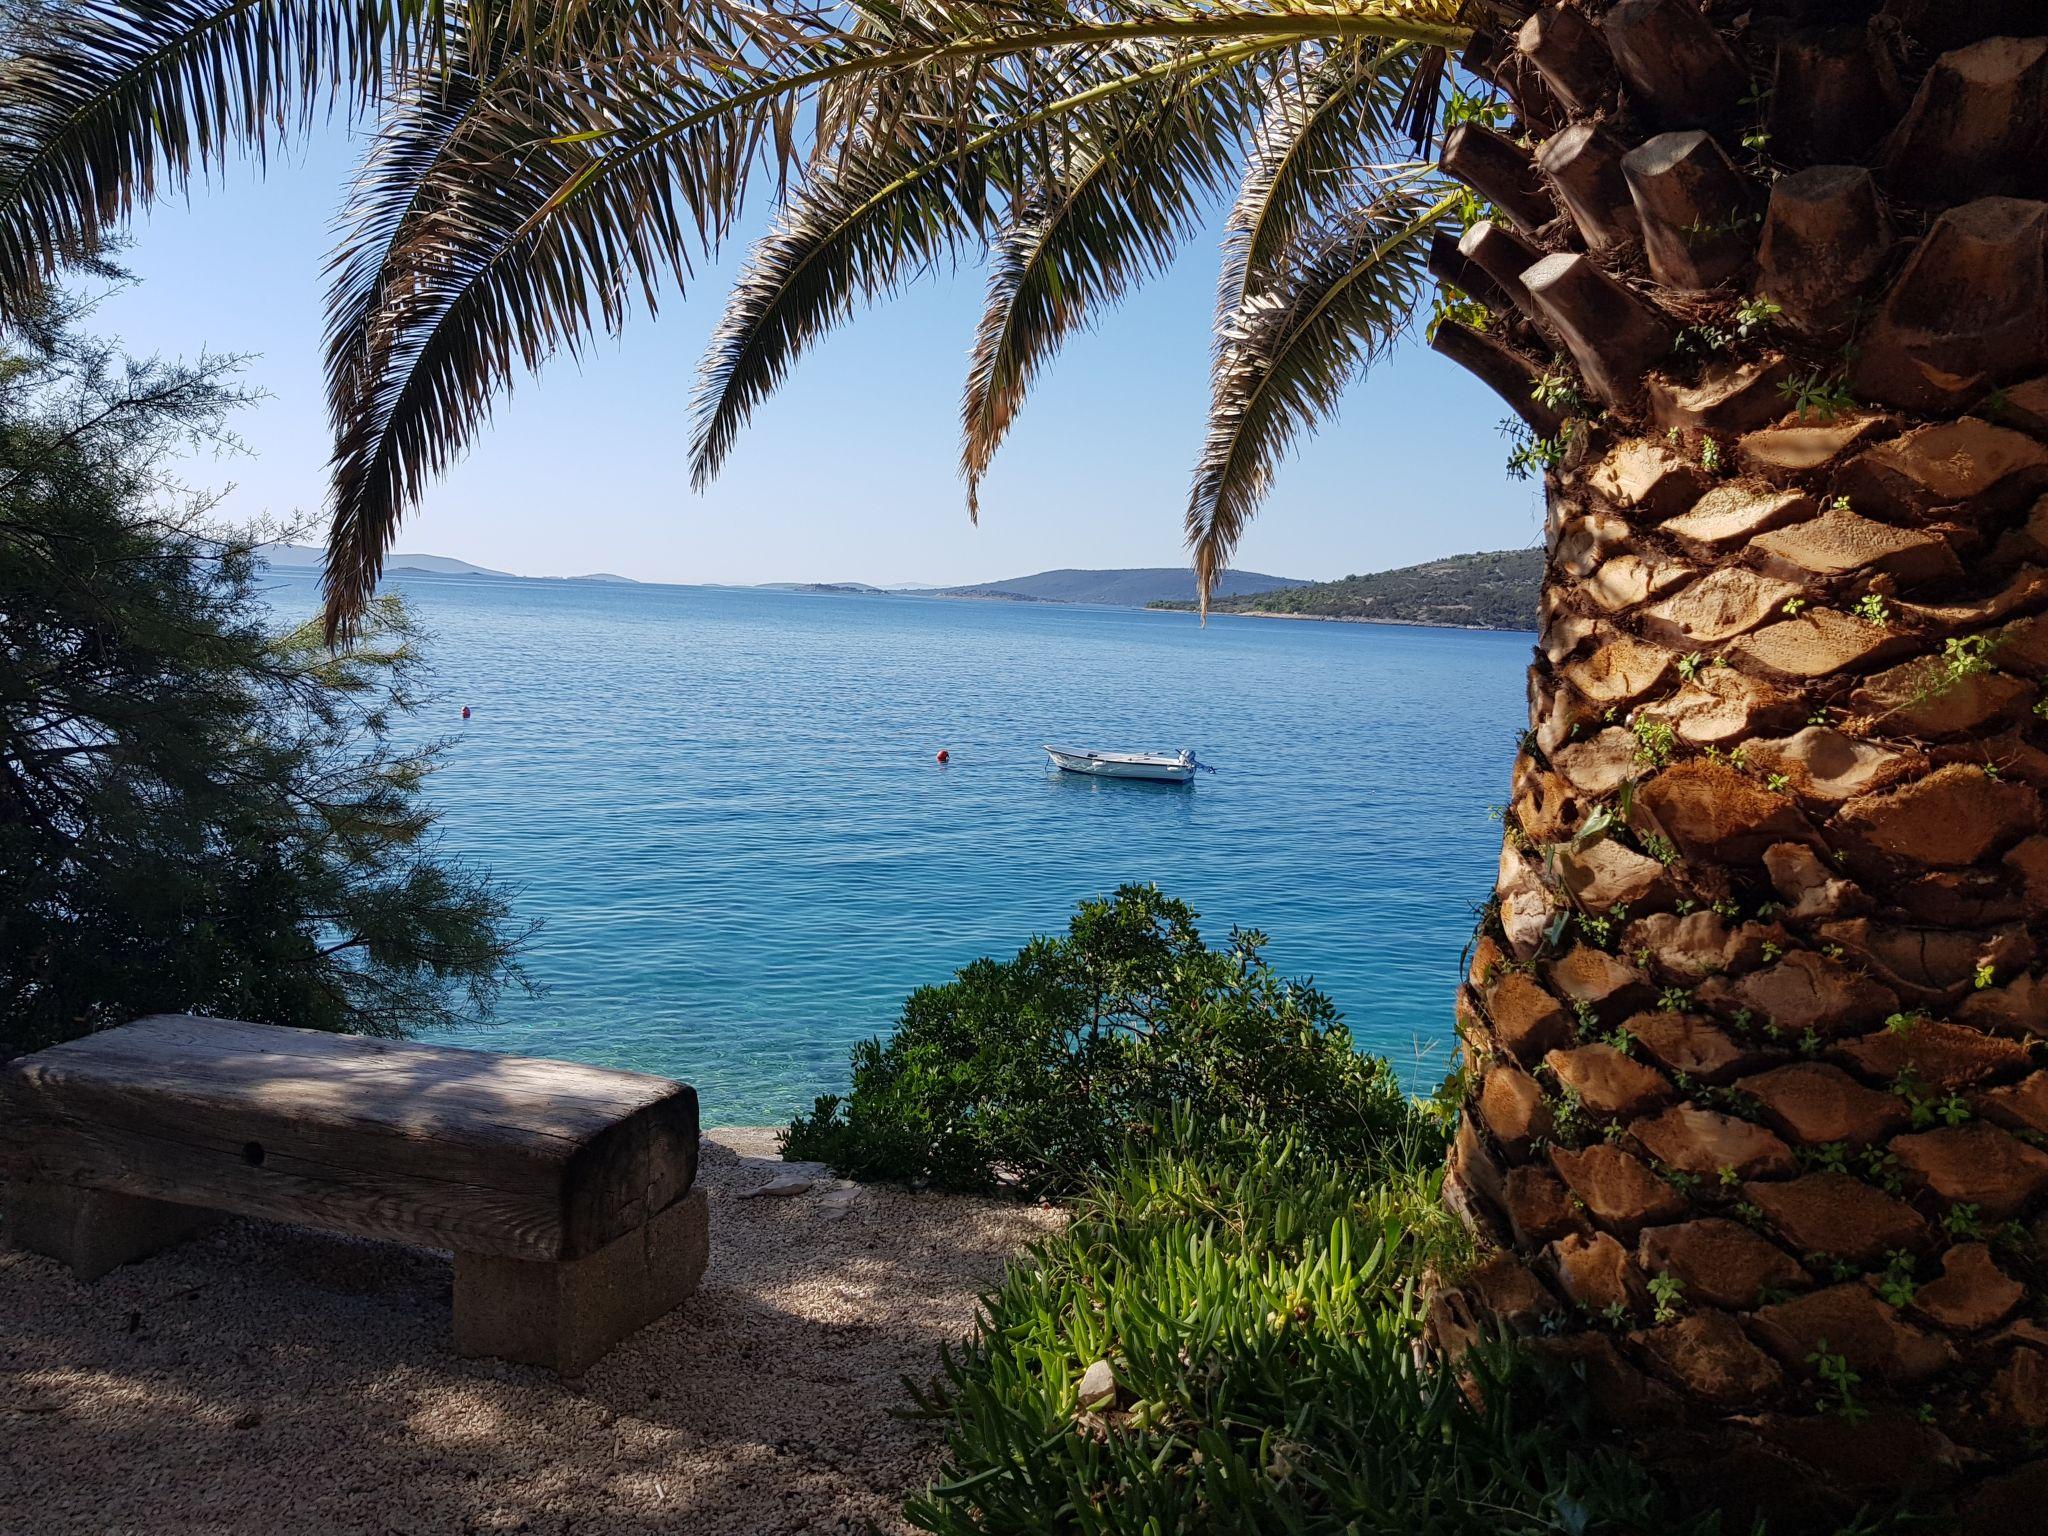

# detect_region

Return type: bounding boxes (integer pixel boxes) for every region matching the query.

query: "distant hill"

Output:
[258,543,514,578]
[939,567,1309,606]
[1153,548,1542,631]
[256,544,635,583]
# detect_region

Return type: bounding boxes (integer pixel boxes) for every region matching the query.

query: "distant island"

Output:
[256,543,636,584]
[935,567,1309,607]
[1150,548,1541,632]
[754,581,890,595]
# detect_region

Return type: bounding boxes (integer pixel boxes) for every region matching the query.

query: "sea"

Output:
[263,569,1532,1126]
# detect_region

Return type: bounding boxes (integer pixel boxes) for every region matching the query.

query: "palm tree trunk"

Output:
[1427,3,2048,1527]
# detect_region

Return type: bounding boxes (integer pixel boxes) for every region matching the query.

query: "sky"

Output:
[87,120,1544,588]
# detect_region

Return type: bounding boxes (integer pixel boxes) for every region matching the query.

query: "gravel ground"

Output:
[0,1130,1059,1535]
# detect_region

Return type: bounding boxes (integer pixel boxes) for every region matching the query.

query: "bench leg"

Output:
[452,1186,709,1375]
[4,1183,220,1281]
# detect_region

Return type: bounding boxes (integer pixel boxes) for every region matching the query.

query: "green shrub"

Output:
[901,1114,1715,1536]
[782,885,1429,1194]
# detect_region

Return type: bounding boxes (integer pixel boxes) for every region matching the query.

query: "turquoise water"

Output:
[266,570,1531,1125]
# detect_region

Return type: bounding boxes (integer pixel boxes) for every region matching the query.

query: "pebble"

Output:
[815,1185,863,1223]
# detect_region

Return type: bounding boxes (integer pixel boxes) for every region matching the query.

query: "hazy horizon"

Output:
[260,540,1328,589]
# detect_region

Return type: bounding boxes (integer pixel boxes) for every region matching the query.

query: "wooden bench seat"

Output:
[0,1015,707,1374]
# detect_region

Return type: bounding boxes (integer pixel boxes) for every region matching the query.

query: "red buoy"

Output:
[461,706,471,720]
[935,749,949,763]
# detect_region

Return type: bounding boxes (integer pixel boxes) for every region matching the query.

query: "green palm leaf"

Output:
[957,48,1261,517]
[0,0,732,322]
[0,0,433,315]
[325,1,1465,635]
[324,0,715,493]
[688,36,1273,490]
[1190,178,1453,605]
[1215,40,1418,327]
[686,116,998,491]
[325,62,492,458]
[321,11,825,636]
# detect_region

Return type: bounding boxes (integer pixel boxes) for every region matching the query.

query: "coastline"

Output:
[356,566,1538,635]
[1156,604,1535,635]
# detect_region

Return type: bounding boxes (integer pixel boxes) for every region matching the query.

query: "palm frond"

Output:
[321,11,819,638]
[0,0,436,317]
[691,33,1269,493]
[957,47,1263,517]
[0,0,732,322]
[324,0,716,486]
[686,116,998,491]
[325,63,491,461]
[1215,40,1418,327]
[318,0,1470,637]
[1190,180,1454,604]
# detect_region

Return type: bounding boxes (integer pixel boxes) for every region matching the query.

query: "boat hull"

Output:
[1043,747,1195,784]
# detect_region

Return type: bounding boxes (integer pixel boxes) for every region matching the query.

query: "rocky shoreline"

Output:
[1203,607,1534,632]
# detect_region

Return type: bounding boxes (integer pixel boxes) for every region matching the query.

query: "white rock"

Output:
[816,1185,862,1221]
[1076,1359,1118,1411]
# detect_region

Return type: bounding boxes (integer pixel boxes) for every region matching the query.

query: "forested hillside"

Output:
[1154,548,1541,631]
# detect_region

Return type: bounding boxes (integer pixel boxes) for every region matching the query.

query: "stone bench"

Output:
[0,1014,706,1374]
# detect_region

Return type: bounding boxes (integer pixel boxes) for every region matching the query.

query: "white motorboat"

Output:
[1043,745,1214,783]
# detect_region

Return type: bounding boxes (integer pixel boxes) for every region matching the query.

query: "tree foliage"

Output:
[0,309,532,1054]
[781,884,1424,1195]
